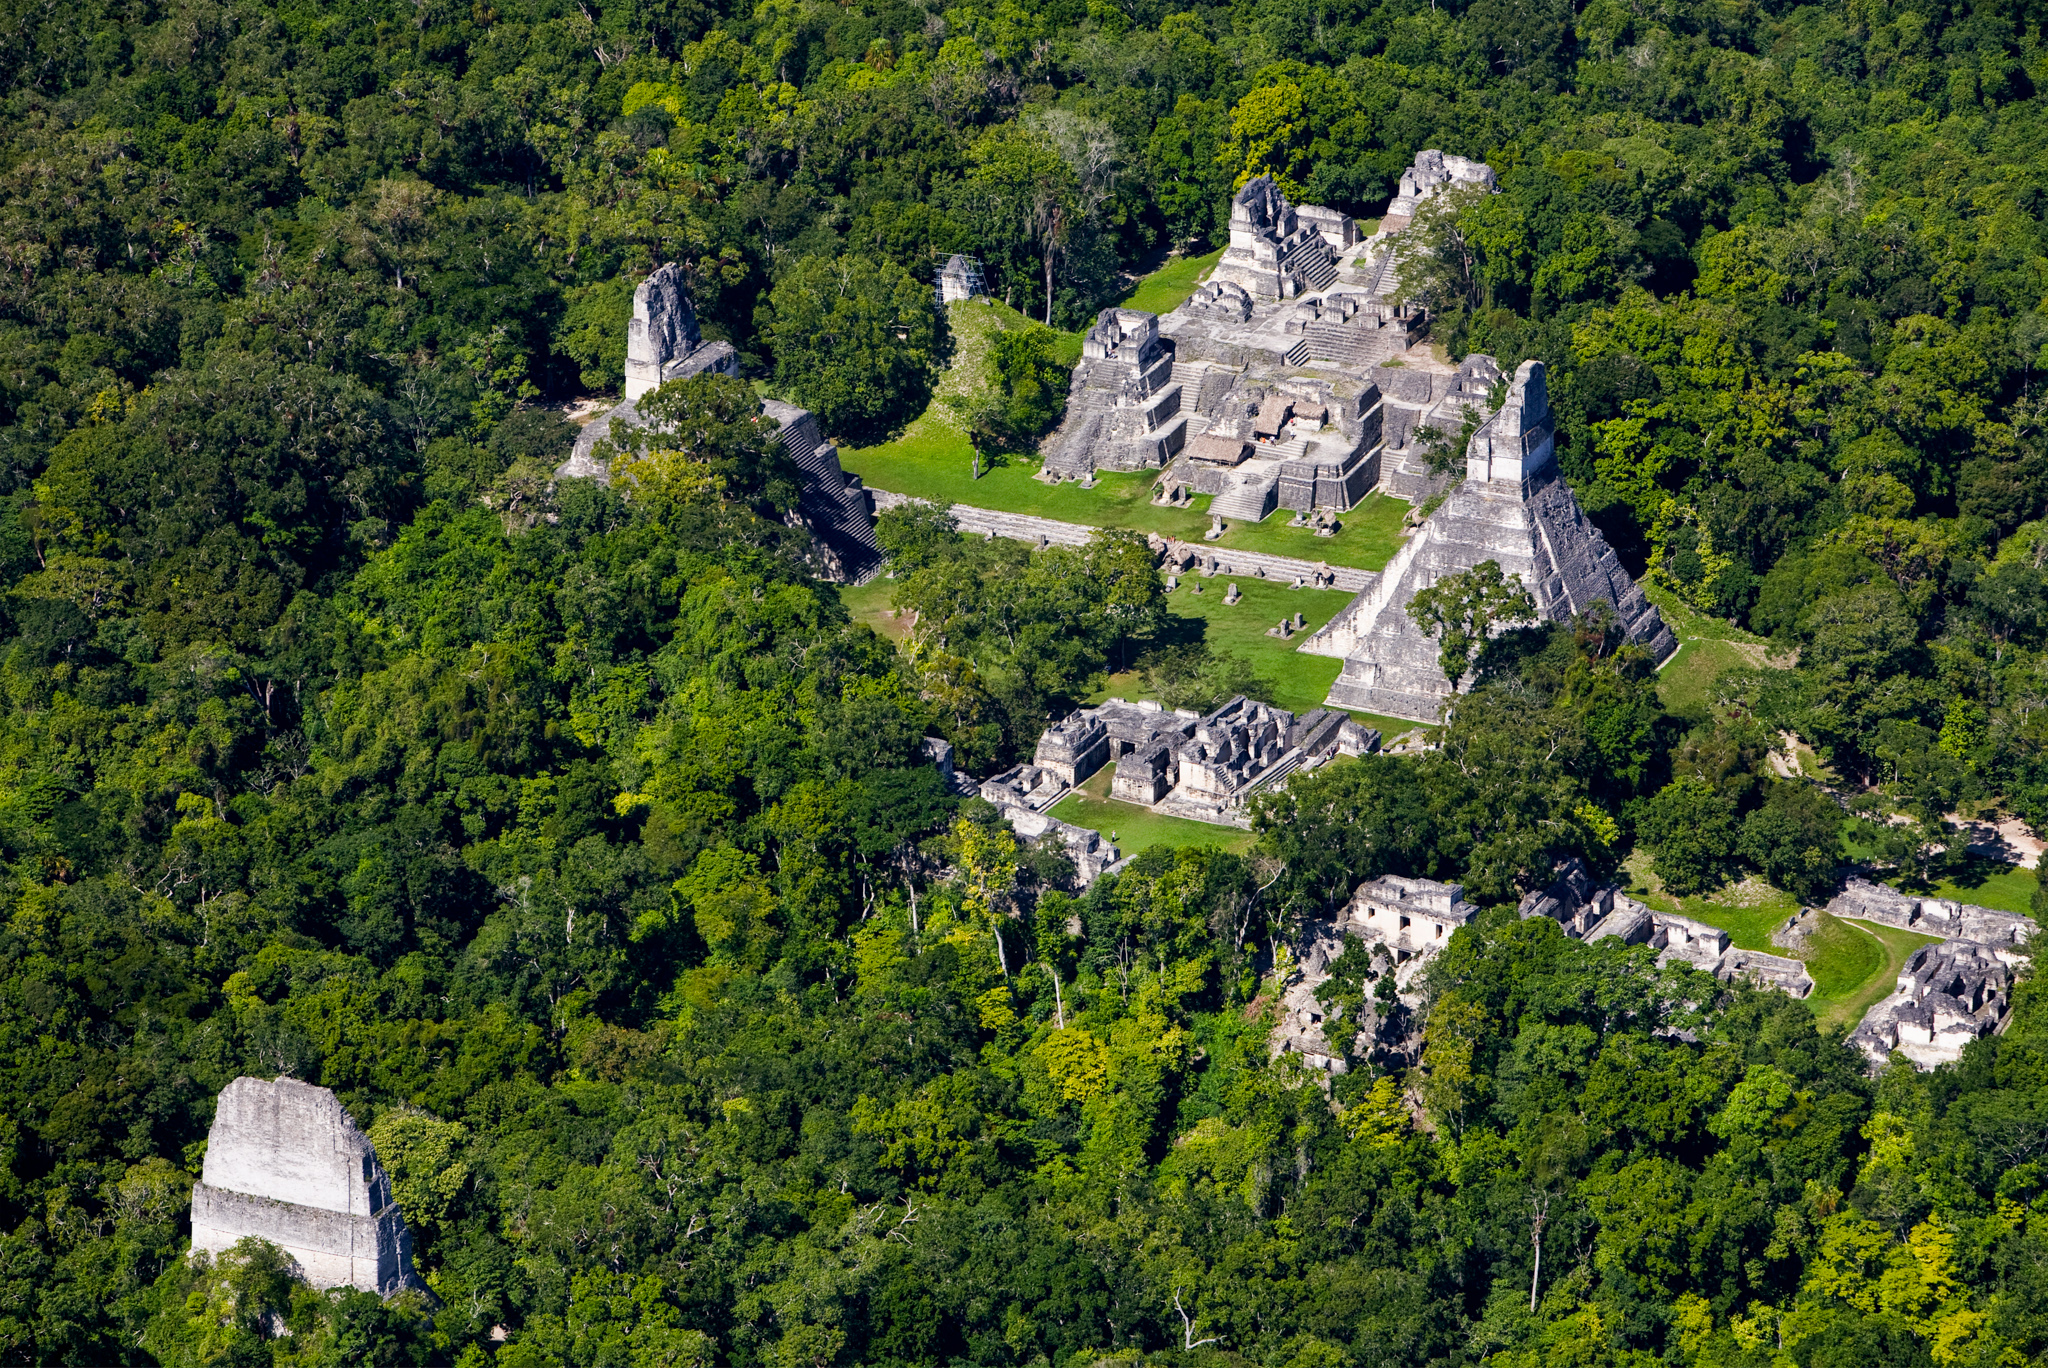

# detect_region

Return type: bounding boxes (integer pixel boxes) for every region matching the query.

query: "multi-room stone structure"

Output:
[1517,858,1815,997]
[1849,940,2020,1070]
[1378,150,1498,231]
[560,267,881,581]
[1032,155,1675,721]
[1827,878,2036,1068]
[1345,874,1481,965]
[189,1077,426,1297]
[1024,694,1379,828]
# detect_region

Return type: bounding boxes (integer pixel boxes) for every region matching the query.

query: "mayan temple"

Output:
[189,1076,428,1296]
[559,264,882,582]
[1028,153,1673,718]
[1300,359,1676,719]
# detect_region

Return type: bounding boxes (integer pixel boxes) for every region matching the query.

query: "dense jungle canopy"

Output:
[6,0,2048,1361]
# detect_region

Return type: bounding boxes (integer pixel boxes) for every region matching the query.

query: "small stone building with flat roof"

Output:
[1345,875,1480,963]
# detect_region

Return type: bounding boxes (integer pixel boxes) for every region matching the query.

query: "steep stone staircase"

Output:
[765,401,884,582]
[1302,322,1407,370]
[1286,240,1340,292]
[1209,477,1278,523]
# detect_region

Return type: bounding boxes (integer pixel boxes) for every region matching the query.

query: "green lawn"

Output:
[1622,854,1921,1023]
[1641,580,1776,713]
[1822,918,1940,1032]
[1629,867,1801,952]
[1118,247,1225,316]
[837,579,908,642]
[1101,575,1347,715]
[842,429,1411,571]
[1085,575,1422,737]
[1048,764,1254,855]
[1217,494,1411,569]
[1656,638,1765,713]
[1889,857,2040,917]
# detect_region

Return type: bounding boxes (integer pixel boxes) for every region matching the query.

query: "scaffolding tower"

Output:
[933,253,986,305]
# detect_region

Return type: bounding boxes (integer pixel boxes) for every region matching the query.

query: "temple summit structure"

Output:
[559,265,881,582]
[189,1076,428,1297]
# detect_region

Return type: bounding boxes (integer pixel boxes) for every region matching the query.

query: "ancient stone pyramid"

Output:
[1301,360,1676,721]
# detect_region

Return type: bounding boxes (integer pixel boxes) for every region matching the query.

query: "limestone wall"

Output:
[192,1182,414,1296]
[202,1076,389,1217]
[191,1077,425,1298]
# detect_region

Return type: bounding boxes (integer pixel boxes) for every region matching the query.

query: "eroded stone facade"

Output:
[1517,859,1815,997]
[190,1077,426,1298]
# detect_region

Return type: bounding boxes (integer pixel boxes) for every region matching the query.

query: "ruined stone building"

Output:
[1374,354,1503,506]
[1042,308,1187,481]
[1517,859,1815,997]
[559,267,881,582]
[1211,175,1344,301]
[937,253,984,303]
[1027,157,1674,721]
[1849,940,2019,1070]
[189,1077,426,1297]
[563,263,738,478]
[1828,879,2035,1068]
[624,262,739,401]
[1378,150,1498,231]
[1829,878,2035,955]
[1026,694,1378,828]
[1347,875,1481,964]
[762,400,884,583]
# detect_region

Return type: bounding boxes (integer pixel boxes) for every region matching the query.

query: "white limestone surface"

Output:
[191,1076,425,1297]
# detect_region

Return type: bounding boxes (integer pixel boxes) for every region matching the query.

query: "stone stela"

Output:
[189,1076,427,1298]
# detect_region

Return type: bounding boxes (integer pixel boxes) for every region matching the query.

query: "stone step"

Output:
[1284,339,1310,367]
[1303,323,1407,369]
[1209,479,1277,523]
